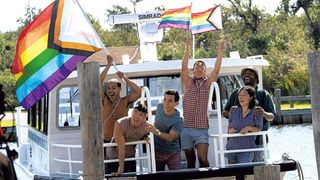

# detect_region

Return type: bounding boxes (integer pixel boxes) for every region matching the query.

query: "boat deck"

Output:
[31,160,297,180]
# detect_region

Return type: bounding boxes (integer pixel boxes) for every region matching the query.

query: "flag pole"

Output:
[192,34,195,59]
[112,62,119,72]
[191,2,194,60]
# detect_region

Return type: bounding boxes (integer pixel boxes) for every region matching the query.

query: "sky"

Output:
[0,0,281,33]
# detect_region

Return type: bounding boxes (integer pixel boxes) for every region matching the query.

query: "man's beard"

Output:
[243,77,255,86]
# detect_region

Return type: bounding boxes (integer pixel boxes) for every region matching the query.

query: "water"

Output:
[11,124,318,179]
[268,124,318,180]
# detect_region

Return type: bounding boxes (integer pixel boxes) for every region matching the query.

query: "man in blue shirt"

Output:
[146,90,183,171]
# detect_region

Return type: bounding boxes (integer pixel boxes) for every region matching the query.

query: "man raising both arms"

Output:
[100,55,142,143]
[180,35,225,168]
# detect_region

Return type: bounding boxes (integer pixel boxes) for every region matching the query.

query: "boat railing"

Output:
[52,140,152,176]
[210,131,269,168]
[140,86,156,173]
[103,140,152,173]
[51,143,82,175]
[208,82,269,168]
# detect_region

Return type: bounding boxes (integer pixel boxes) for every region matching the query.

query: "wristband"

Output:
[155,129,161,136]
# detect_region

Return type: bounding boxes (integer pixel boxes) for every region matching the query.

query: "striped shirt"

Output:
[183,78,210,128]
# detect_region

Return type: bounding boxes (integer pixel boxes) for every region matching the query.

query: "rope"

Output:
[278,153,304,180]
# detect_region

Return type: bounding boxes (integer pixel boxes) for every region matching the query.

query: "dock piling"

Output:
[254,165,280,180]
[307,51,320,179]
[78,62,104,180]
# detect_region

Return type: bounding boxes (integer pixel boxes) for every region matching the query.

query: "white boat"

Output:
[5,54,297,180]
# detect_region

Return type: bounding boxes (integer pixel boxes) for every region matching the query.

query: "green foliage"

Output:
[16,4,41,32]
[157,29,187,60]
[104,31,138,47]
[0,1,318,108]
[105,5,135,32]
[157,29,224,60]
[0,70,18,107]
[87,13,105,36]
[291,0,320,49]
[227,0,265,33]
[154,5,166,12]
[0,32,17,71]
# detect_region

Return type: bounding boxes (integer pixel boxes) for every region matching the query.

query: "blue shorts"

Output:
[226,152,254,163]
[180,128,209,150]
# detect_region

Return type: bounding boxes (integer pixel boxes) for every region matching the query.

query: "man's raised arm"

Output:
[100,55,113,98]
[208,38,225,84]
[117,71,141,103]
[181,35,192,86]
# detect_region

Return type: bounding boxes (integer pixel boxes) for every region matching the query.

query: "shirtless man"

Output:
[100,55,141,143]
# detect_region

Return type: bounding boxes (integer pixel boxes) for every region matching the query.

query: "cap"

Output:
[241,66,259,84]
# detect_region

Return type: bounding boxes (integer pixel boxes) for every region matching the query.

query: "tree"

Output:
[157,29,186,60]
[103,5,139,47]
[225,1,269,55]
[0,32,17,72]
[86,14,109,46]
[17,4,41,32]
[105,5,135,32]
[262,14,312,95]
[291,0,320,50]
[154,5,165,12]
[0,70,17,107]
[227,0,264,33]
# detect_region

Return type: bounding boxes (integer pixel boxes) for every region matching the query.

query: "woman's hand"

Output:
[240,126,250,134]
[228,127,237,134]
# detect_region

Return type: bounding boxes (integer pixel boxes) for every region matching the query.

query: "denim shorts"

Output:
[226,152,254,163]
[180,128,209,150]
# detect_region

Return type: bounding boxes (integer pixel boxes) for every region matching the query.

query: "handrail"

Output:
[207,82,269,168]
[210,131,268,138]
[207,82,225,167]
[140,86,156,173]
[52,140,151,176]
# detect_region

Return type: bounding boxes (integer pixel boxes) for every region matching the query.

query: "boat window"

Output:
[27,94,49,134]
[130,75,183,111]
[219,75,243,98]
[148,75,182,110]
[57,86,80,128]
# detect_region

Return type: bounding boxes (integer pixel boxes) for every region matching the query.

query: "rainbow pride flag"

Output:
[190,7,221,34]
[158,5,191,30]
[11,0,104,109]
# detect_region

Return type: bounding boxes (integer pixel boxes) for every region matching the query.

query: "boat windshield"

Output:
[56,74,243,128]
[57,86,80,128]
